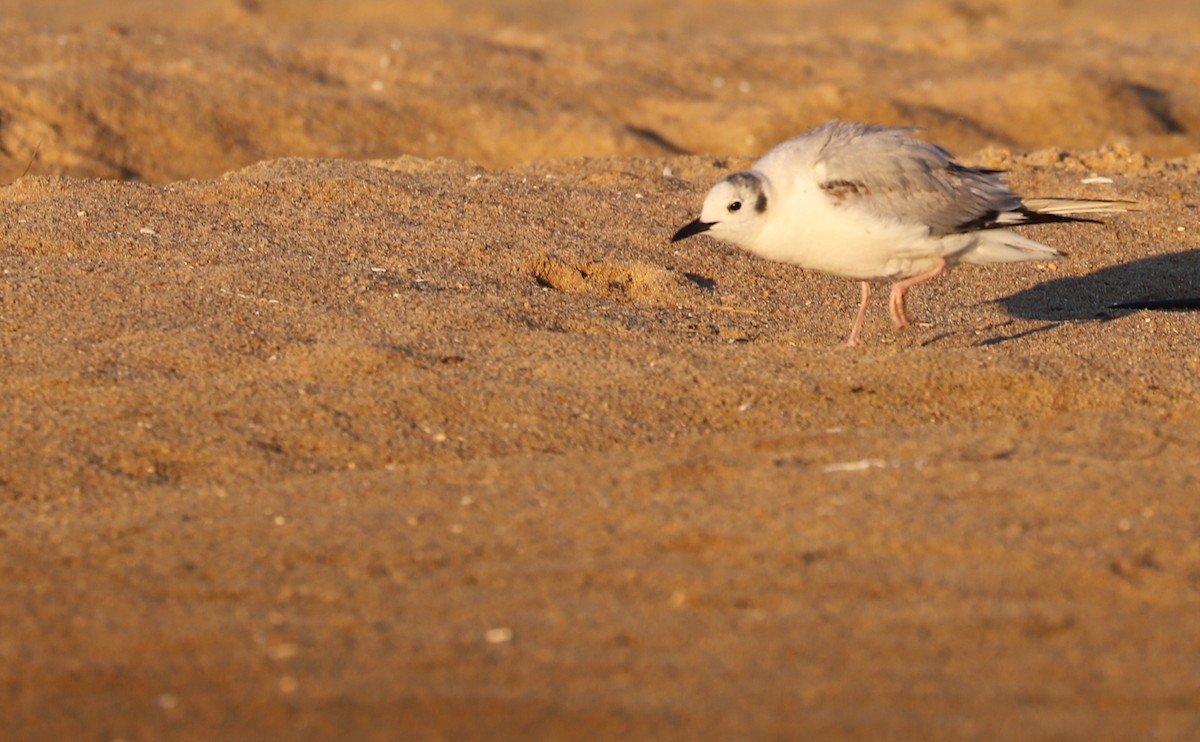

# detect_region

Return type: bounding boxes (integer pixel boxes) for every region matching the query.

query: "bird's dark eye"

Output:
[728,201,742,212]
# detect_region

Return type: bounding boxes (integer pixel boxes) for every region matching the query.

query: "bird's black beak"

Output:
[671,219,714,243]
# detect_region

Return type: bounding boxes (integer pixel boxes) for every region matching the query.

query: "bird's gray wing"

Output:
[811,122,1021,236]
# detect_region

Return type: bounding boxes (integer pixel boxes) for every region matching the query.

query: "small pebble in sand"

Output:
[484,627,514,644]
[822,458,886,473]
[268,642,298,660]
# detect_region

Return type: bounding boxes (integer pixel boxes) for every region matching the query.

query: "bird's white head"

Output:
[672,171,770,250]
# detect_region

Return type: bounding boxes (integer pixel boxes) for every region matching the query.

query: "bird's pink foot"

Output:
[887,258,947,330]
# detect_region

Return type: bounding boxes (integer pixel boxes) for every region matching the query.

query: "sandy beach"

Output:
[2,1,1200,739]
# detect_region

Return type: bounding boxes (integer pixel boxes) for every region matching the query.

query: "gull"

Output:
[671,120,1130,346]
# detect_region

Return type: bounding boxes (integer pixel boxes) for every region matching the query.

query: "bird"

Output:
[671,120,1130,346]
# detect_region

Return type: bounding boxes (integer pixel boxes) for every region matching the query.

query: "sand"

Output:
[2,1,1200,739]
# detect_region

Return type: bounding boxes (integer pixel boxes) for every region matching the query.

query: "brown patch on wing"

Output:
[820,179,869,202]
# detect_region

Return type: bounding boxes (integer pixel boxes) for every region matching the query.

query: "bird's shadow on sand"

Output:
[979,247,1200,345]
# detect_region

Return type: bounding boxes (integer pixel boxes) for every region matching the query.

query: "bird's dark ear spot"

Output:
[755,193,767,213]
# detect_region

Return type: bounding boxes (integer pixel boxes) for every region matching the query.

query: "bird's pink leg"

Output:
[845,281,872,347]
[888,258,947,328]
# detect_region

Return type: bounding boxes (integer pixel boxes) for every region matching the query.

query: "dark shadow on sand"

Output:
[997,247,1200,321]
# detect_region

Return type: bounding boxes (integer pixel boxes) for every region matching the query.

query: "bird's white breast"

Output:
[739,170,969,281]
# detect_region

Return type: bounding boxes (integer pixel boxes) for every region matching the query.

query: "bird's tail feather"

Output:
[1023,198,1135,215]
[959,197,1130,266]
[958,230,1061,265]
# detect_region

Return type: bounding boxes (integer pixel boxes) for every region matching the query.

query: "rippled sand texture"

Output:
[2,1,1199,740]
